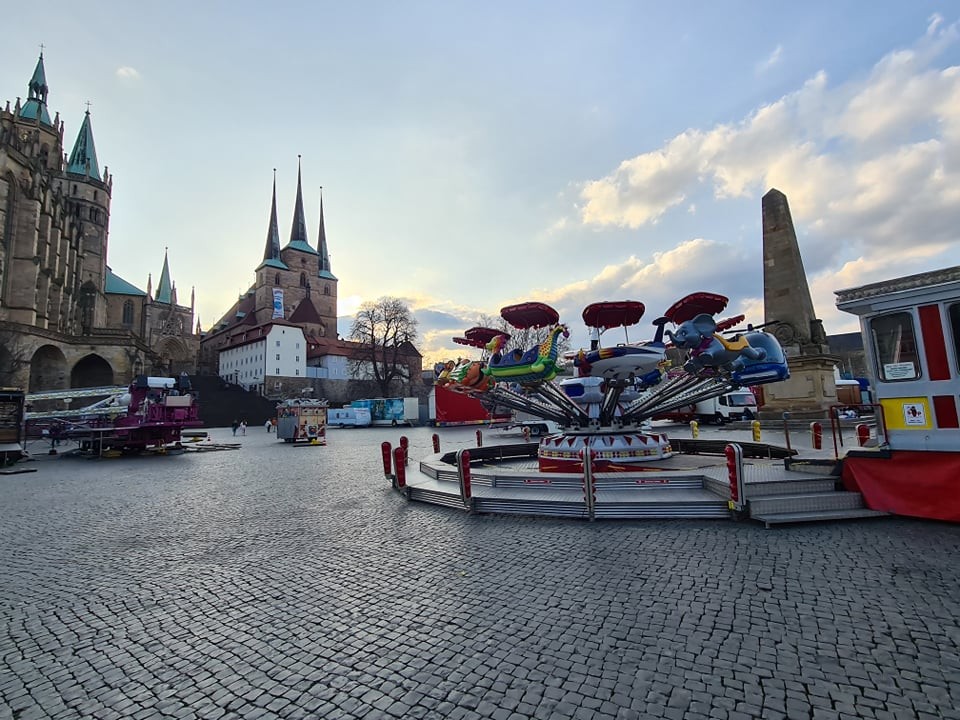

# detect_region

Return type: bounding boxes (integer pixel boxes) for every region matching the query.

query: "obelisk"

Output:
[760,189,841,418]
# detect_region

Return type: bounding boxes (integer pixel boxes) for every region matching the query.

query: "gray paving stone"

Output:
[2,433,959,720]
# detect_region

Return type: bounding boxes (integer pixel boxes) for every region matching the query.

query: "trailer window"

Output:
[871,312,920,381]
[950,303,960,370]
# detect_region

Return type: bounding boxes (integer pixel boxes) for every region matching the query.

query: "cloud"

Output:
[116,66,141,81]
[407,238,766,366]
[577,19,960,272]
[756,44,783,74]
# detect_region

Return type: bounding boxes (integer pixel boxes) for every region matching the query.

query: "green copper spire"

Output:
[258,170,288,270]
[19,52,52,125]
[286,156,316,255]
[66,110,101,180]
[156,248,173,304]
[317,189,336,280]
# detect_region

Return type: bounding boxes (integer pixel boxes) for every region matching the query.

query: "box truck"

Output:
[654,389,758,424]
[428,385,512,427]
[350,397,419,426]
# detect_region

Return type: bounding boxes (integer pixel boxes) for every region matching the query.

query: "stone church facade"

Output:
[200,162,421,402]
[0,52,199,392]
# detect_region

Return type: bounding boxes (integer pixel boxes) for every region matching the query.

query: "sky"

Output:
[4,2,960,366]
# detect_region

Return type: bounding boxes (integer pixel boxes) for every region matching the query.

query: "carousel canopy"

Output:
[582,301,645,330]
[663,292,728,324]
[500,302,559,329]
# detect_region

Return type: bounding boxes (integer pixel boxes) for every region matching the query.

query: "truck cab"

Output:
[701,390,758,423]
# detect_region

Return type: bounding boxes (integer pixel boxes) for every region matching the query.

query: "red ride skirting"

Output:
[842,451,960,522]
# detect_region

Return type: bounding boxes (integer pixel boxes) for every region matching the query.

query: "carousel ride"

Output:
[439,292,789,473]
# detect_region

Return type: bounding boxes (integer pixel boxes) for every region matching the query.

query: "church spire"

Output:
[286,155,316,254]
[258,170,288,270]
[20,51,52,125]
[317,188,336,280]
[156,248,173,304]
[66,108,101,180]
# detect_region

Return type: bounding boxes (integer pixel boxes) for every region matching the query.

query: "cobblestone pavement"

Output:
[2,426,959,719]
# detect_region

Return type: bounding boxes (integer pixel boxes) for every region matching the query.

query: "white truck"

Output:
[655,389,758,424]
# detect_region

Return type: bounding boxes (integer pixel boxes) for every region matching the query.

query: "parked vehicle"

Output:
[350,397,419,426]
[428,385,512,427]
[328,407,372,428]
[654,389,758,424]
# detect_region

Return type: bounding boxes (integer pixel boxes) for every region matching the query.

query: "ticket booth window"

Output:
[871,312,920,381]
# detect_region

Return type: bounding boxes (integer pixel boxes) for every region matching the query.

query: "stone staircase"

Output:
[188,375,277,429]
[745,459,887,528]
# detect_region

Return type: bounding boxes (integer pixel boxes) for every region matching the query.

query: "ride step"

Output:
[749,491,865,515]
[751,508,889,528]
[744,478,837,497]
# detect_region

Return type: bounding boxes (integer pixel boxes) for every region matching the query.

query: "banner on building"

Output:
[272,288,284,319]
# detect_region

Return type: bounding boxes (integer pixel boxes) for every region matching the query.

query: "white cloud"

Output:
[116,66,141,81]
[756,44,783,74]
[577,19,960,272]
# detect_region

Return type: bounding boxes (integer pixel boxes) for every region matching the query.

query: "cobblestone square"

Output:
[2,426,959,719]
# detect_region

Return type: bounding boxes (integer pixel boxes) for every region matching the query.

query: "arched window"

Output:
[122,300,134,327]
[323,284,330,296]
[300,272,307,287]
[274,273,280,286]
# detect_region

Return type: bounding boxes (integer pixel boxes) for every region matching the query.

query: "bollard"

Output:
[432,433,440,453]
[522,426,531,442]
[856,423,870,447]
[380,441,393,482]
[782,412,792,453]
[476,429,483,447]
[690,420,699,439]
[725,443,745,513]
[751,420,761,442]
[393,446,407,488]
[457,449,472,503]
[399,436,409,465]
[810,421,822,450]
[580,447,596,521]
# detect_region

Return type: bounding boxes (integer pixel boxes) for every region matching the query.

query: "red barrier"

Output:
[476,429,483,447]
[725,443,744,511]
[459,449,472,500]
[432,433,440,453]
[856,424,870,447]
[380,441,393,480]
[810,422,822,450]
[399,435,409,465]
[393,446,406,488]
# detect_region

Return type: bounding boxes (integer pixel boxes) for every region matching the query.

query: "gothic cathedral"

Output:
[0,52,199,390]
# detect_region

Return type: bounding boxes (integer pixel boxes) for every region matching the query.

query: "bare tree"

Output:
[0,330,30,387]
[349,297,419,397]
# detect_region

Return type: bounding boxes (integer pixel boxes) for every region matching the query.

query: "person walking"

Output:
[240,420,247,436]
[231,419,239,436]
[265,418,272,433]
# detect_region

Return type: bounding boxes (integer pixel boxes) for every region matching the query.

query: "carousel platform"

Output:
[398,440,888,525]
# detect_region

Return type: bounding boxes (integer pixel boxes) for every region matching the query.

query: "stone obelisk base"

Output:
[758,354,843,420]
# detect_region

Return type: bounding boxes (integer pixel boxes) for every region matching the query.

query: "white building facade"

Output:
[218,322,307,394]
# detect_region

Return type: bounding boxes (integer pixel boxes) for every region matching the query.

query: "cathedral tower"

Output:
[60,108,112,330]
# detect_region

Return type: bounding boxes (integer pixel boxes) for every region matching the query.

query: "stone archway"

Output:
[28,345,68,392]
[70,354,114,388]
[156,336,192,376]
